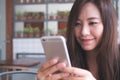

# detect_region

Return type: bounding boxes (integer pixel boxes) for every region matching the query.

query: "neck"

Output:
[86,50,98,60]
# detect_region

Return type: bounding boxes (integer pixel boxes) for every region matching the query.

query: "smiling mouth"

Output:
[81,38,95,43]
[82,39,93,41]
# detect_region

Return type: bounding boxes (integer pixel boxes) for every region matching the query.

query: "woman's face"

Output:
[74,2,103,51]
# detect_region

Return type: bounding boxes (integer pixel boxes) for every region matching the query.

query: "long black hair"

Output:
[66,0,120,80]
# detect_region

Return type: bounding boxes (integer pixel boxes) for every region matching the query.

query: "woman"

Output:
[37,0,120,80]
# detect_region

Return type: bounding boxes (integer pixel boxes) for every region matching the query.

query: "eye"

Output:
[89,22,98,25]
[74,23,82,27]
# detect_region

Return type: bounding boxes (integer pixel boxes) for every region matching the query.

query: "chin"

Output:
[81,46,95,51]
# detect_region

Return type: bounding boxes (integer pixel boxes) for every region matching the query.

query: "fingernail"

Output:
[50,57,59,64]
[57,62,66,69]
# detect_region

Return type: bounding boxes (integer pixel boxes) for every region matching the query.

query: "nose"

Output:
[81,24,90,36]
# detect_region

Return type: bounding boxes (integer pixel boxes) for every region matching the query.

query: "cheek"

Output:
[74,28,80,37]
[94,26,103,40]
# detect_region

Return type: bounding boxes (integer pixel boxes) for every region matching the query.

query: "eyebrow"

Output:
[77,17,101,22]
[87,17,100,20]
[77,17,100,21]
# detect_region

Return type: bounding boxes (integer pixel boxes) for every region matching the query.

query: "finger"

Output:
[37,71,45,80]
[37,58,59,80]
[37,62,59,78]
[56,62,67,70]
[37,59,67,80]
[43,62,67,76]
[64,75,88,80]
[61,67,91,77]
[38,57,59,72]
[46,73,69,80]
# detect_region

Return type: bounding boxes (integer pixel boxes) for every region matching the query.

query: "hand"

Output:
[37,58,69,80]
[59,67,96,80]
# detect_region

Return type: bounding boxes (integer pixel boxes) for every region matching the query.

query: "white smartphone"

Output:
[41,36,71,67]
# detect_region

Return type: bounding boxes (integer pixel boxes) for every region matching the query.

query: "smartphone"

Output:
[41,36,71,67]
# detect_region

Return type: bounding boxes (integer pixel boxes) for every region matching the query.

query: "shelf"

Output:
[13,37,42,39]
[13,0,73,38]
[15,0,74,5]
[15,19,45,22]
[48,19,68,22]
[15,0,46,4]
[15,2,46,5]
[15,19,68,22]
[47,1,74,4]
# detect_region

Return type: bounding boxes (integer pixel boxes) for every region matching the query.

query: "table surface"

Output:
[0,58,41,67]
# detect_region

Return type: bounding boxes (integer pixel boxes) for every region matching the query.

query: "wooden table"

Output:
[0,58,40,80]
[0,58,41,70]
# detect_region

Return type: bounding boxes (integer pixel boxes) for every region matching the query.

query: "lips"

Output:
[81,38,94,44]
[82,39,93,41]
